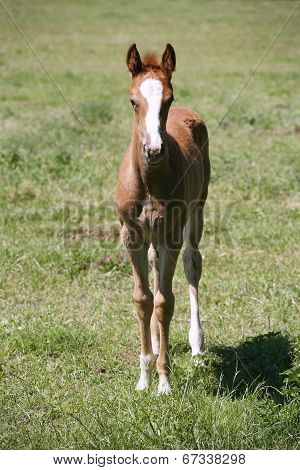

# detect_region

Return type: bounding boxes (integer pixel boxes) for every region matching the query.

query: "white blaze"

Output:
[140,78,163,151]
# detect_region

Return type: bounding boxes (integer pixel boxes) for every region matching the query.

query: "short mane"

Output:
[142,52,160,69]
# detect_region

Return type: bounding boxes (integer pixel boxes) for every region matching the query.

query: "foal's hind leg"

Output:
[148,244,160,355]
[183,206,204,355]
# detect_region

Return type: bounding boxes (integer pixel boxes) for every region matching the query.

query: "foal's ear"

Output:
[126,43,142,76]
[161,43,176,76]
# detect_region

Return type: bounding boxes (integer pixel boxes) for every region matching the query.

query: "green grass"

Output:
[0,0,299,449]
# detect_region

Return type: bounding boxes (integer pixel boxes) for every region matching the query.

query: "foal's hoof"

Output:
[136,379,151,391]
[158,376,171,394]
[192,348,204,357]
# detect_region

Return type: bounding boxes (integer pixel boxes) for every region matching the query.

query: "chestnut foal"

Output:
[115,44,210,393]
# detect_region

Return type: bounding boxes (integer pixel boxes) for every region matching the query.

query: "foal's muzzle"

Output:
[143,143,164,166]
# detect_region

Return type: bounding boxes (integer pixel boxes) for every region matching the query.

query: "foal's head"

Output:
[126,43,176,166]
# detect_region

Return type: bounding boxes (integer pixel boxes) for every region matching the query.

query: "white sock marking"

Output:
[136,354,155,390]
[140,78,163,151]
[158,374,171,394]
[188,285,204,355]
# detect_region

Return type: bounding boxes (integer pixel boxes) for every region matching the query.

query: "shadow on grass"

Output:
[171,332,293,403]
[211,332,292,402]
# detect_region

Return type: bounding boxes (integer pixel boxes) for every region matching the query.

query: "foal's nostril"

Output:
[149,148,160,157]
[160,143,164,154]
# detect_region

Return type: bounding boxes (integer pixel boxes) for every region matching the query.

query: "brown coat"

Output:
[115,44,210,393]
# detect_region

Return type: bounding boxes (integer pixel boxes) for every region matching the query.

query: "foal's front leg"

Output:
[122,227,155,390]
[154,242,181,394]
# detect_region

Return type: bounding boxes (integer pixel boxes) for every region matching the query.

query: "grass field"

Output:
[0,0,299,450]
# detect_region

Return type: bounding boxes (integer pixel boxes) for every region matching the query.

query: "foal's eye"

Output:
[166,96,174,105]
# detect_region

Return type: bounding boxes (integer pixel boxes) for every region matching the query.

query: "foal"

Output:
[115,44,210,393]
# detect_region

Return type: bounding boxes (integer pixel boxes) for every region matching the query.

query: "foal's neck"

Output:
[131,121,171,199]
